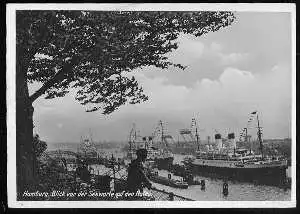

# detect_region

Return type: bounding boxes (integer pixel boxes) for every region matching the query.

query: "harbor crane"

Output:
[152,120,175,151]
[179,118,204,149]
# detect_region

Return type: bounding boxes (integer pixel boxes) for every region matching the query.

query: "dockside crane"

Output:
[152,120,175,151]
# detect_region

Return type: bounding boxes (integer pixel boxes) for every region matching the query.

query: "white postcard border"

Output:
[6,3,296,208]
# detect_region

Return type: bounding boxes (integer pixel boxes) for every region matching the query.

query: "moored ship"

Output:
[152,120,174,170]
[127,121,174,170]
[186,112,288,186]
[77,134,103,165]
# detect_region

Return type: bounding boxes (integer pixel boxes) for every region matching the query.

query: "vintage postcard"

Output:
[6,3,296,208]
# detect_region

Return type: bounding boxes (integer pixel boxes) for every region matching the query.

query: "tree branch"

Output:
[29,56,79,103]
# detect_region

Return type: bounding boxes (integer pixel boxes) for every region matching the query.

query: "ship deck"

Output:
[192,159,288,169]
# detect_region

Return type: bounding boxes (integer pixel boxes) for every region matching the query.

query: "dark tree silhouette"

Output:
[33,134,47,157]
[16,10,235,198]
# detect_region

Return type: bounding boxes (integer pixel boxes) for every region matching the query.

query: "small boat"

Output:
[171,163,187,176]
[148,171,188,189]
[182,173,201,185]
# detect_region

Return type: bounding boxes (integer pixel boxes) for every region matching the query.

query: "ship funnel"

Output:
[228,133,236,149]
[147,136,153,147]
[215,134,222,151]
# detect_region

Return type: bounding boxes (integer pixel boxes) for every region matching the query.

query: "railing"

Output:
[149,187,194,201]
[91,162,194,201]
[112,177,194,201]
[40,150,194,201]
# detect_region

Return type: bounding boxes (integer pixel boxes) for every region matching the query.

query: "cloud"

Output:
[220,53,249,65]
[205,42,249,66]
[210,42,222,52]
[166,35,205,65]
[138,39,250,88]
[170,38,248,67]
[32,64,291,142]
[198,12,292,72]
[31,12,292,142]
[126,65,291,138]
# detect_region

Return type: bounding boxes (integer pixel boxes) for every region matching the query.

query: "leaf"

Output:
[18,11,236,114]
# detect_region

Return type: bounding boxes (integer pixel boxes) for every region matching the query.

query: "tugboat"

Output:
[147,169,188,189]
[186,111,288,186]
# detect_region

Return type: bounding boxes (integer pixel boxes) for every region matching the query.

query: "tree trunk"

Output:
[15,47,76,200]
[16,50,37,200]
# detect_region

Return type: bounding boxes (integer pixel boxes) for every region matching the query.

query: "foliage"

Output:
[33,134,48,157]
[17,11,235,114]
[16,11,236,193]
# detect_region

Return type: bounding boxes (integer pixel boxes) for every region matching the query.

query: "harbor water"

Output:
[87,162,291,201]
[151,170,291,201]
[48,145,291,201]
[162,154,291,201]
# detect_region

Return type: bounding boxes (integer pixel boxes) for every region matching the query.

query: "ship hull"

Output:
[154,157,174,171]
[148,173,188,189]
[188,160,288,186]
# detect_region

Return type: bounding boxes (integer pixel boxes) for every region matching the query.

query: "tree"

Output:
[16,10,235,197]
[33,134,47,157]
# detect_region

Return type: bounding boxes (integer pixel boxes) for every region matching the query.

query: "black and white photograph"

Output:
[6,3,296,208]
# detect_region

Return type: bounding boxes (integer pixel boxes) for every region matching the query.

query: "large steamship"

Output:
[127,121,174,170]
[185,112,288,185]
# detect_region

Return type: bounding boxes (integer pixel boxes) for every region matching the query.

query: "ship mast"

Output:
[158,120,165,148]
[128,123,136,160]
[129,131,132,160]
[89,128,93,144]
[192,118,205,151]
[256,113,264,160]
[192,118,200,150]
[160,120,164,144]
[196,126,199,150]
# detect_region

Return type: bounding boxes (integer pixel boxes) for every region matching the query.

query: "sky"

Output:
[30,12,293,144]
